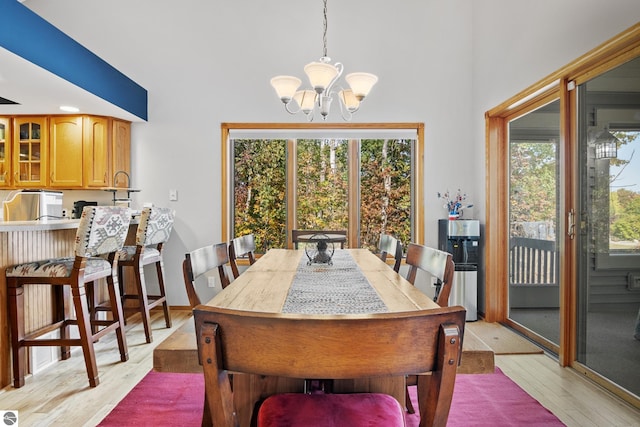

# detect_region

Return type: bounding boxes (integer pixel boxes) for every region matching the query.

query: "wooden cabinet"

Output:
[49,116,84,188]
[13,117,48,188]
[84,116,111,188]
[1,115,130,190]
[112,119,131,187]
[0,117,10,187]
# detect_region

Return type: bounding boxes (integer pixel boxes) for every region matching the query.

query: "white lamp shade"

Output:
[345,72,378,100]
[293,90,317,114]
[304,62,339,93]
[270,76,302,102]
[339,89,359,112]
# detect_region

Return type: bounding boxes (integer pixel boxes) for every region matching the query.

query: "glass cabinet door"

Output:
[14,117,47,187]
[0,118,9,186]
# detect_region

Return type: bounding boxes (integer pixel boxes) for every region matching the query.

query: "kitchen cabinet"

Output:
[49,116,83,188]
[0,117,9,187]
[1,115,130,190]
[112,119,131,187]
[13,117,48,188]
[84,116,111,188]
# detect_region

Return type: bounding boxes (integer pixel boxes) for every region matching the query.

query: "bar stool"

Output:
[118,206,174,343]
[6,206,131,388]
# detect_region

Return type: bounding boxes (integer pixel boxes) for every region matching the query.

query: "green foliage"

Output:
[610,189,640,242]
[233,139,287,251]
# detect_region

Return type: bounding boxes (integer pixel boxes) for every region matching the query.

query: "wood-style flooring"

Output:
[0,310,638,427]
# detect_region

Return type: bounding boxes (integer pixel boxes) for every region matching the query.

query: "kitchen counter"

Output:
[0,219,80,232]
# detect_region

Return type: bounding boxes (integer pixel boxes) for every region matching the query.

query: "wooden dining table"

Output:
[154,248,494,426]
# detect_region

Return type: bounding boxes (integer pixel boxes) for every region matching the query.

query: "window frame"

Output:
[221,123,425,248]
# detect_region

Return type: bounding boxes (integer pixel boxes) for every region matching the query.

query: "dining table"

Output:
[154,248,494,427]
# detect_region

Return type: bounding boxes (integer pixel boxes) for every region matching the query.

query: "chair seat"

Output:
[6,257,112,278]
[120,245,160,262]
[257,393,405,427]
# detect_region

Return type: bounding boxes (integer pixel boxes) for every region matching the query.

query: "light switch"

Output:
[169,189,178,201]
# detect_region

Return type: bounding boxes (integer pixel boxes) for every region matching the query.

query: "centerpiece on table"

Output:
[438,189,473,219]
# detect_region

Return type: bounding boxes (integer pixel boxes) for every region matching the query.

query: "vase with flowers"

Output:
[438,189,473,219]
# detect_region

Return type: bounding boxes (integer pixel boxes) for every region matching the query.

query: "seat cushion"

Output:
[6,257,112,278]
[120,245,161,262]
[257,393,405,427]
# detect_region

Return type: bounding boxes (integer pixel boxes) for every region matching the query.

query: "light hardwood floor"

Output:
[1,310,638,427]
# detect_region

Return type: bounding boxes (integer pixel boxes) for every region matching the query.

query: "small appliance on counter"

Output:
[72,200,98,219]
[2,190,64,221]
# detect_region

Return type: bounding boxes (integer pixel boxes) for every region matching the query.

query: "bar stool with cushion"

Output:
[6,206,131,388]
[228,234,256,279]
[118,206,174,343]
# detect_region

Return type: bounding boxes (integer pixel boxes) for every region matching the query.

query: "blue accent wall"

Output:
[0,0,148,121]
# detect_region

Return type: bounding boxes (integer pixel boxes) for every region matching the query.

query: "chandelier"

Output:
[270,0,378,121]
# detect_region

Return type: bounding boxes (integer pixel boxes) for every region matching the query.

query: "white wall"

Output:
[24,0,640,307]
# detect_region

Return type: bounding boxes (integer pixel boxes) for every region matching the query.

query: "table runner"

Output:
[282,250,388,314]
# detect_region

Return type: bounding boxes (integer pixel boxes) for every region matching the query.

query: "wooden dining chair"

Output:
[5,206,131,388]
[378,233,403,272]
[292,229,347,249]
[194,305,466,427]
[183,242,231,308]
[405,243,455,307]
[228,233,257,279]
[116,206,174,343]
[404,243,456,413]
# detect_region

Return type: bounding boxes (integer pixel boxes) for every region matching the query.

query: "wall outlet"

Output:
[207,276,216,288]
[169,189,178,201]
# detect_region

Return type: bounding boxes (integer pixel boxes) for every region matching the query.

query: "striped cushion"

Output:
[6,257,112,278]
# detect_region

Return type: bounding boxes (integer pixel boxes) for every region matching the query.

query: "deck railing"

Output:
[509,237,557,286]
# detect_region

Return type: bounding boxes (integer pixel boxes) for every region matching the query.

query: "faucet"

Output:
[113,170,131,188]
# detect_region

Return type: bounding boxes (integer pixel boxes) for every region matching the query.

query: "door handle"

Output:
[568,209,575,240]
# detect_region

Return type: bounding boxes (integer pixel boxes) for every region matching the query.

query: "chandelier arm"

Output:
[284,102,301,115]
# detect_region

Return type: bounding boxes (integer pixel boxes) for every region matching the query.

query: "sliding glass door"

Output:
[507,100,561,353]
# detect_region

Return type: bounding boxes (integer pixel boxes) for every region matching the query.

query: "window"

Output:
[222,123,424,253]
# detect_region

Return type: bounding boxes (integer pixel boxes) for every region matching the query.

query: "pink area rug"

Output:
[99,369,565,426]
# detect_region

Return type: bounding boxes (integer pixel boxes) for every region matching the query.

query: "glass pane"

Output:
[296,138,349,241]
[19,123,29,140]
[359,138,413,252]
[233,139,287,251]
[508,99,560,349]
[578,56,640,396]
[31,123,40,139]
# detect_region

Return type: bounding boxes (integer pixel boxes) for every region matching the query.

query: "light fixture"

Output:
[59,105,80,113]
[594,127,619,159]
[270,0,378,122]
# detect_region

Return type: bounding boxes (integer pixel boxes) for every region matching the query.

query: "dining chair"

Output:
[183,242,231,308]
[404,242,456,413]
[378,233,403,272]
[117,206,174,343]
[228,233,256,279]
[292,229,347,249]
[5,206,131,388]
[195,305,465,427]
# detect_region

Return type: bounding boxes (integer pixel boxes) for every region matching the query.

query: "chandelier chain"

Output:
[322,0,328,58]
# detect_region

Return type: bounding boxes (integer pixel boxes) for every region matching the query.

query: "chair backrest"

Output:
[405,243,455,306]
[194,305,466,427]
[228,234,257,279]
[75,206,131,257]
[292,229,347,249]
[378,233,403,272]
[135,206,175,247]
[183,243,231,308]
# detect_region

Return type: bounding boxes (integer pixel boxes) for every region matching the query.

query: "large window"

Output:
[222,124,423,253]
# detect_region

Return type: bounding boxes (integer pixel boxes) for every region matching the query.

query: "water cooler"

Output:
[438,219,480,321]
